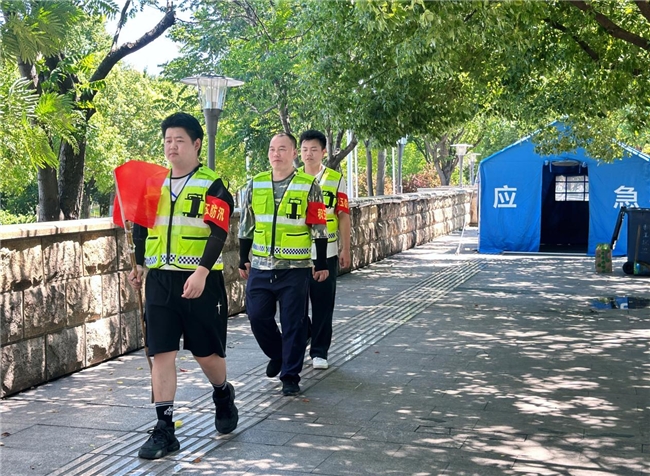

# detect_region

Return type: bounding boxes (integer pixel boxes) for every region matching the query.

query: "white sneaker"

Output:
[312,357,329,370]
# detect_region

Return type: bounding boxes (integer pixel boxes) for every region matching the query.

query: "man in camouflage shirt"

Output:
[238,132,329,396]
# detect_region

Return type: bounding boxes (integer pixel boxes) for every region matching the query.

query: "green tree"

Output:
[1,0,176,221]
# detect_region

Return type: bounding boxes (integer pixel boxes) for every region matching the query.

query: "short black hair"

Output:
[273,132,297,149]
[161,112,204,155]
[299,129,327,150]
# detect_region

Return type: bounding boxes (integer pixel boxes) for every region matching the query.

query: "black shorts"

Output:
[144,268,228,358]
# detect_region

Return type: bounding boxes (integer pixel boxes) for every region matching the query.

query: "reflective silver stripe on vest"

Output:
[320,178,339,189]
[163,177,213,189]
[146,254,223,267]
[328,231,338,240]
[253,180,312,193]
[154,215,205,228]
[253,244,280,255]
[252,243,308,256]
[254,214,306,226]
[145,256,158,266]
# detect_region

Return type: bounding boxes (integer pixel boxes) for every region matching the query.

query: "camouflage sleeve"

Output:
[237,179,256,239]
[308,182,328,240]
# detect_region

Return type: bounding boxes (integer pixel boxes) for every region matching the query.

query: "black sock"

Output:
[212,380,229,398]
[155,401,174,427]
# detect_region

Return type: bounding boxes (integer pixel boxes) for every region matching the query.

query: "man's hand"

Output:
[238,262,251,280]
[128,265,145,290]
[312,269,329,282]
[339,248,351,269]
[182,266,209,299]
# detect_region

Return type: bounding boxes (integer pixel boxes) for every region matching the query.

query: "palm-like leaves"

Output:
[0,1,84,62]
[0,68,78,169]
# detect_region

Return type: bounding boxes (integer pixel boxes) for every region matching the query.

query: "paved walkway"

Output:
[2,229,649,475]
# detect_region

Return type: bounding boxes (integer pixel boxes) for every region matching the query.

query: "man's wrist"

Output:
[194,266,210,277]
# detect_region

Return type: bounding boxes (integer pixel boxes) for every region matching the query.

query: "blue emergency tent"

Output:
[478,133,650,256]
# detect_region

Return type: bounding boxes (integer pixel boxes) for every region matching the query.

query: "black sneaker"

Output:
[282,380,300,396]
[138,420,180,460]
[213,382,239,434]
[266,359,282,378]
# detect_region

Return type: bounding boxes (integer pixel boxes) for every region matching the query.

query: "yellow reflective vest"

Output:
[145,166,223,271]
[251,171,316,260]
[300,166,342,243]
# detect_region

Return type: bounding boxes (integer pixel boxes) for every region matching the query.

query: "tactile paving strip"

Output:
[48,259,485,475]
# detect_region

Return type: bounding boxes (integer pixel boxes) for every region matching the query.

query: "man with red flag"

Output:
[121,112,238,460]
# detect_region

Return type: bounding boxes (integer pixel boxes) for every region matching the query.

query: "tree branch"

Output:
[543,17,600,62]
[81,7,175,121]
[89,8,176,88]
[111,0,133,52]
[570,1,650,52]
[634,0,650,23]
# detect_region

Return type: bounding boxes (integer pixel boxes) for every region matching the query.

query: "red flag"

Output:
[113,161,169,229]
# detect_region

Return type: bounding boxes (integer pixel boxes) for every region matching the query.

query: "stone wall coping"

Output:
[0,213,244,241]
[0,218,116,241]
[350,187,470,208]
[0,189,469,241]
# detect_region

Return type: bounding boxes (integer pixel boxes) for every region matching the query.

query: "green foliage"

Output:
[0,209,36,224]
[0,1,84,62]
[0,64,78,186]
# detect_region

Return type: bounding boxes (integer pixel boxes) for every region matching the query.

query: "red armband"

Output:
[335,192,350,214]
[203,196,230,232]
[306,201,327,225]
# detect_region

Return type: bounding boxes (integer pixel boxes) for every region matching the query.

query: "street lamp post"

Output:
[180,74,244,170]
[396,137,407,194]
[468,152,481,186]
[451,143,472,187]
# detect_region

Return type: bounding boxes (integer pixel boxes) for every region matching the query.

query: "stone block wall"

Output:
[0,188,471,397]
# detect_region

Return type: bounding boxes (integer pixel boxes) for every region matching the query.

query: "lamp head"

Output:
[451,143,472,156]
[180,74,245,110]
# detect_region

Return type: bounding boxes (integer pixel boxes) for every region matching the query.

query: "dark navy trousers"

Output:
[246,267,311,383]
[307,256,339,359]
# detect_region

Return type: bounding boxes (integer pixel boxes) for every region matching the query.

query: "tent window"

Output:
[555,175,589,201]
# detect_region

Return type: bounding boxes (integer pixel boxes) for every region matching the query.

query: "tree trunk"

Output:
[58,131,87,220]
[326,129,358,171]
[376,148,386,196]
[37,166,61,222]
[364,139,373,197]
[36,7,177,221]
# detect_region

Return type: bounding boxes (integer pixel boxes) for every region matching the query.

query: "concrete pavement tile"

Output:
[1,399,70,426]
[314,416,421,432]
[312,442,449,475]
[470,411,584,436]
[163,458,249,476]
[0,425,127,475]
[352,426,467,449]
[555,434,643,453]
[207,440,334,474]
[252,418,361,439]
[276,398,381,422]
[240,472,313,476]
[286,433,402,453]
[1,399,153,431]
[514,439,589,466]
[230,428,295,446]
[578,451,650,474]
[441,447,517,473]
[0,446,84,476]
[263,412,320,424]
[407,411,480,430]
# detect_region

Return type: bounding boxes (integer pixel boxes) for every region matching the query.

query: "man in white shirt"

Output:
[299,130,351,370]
